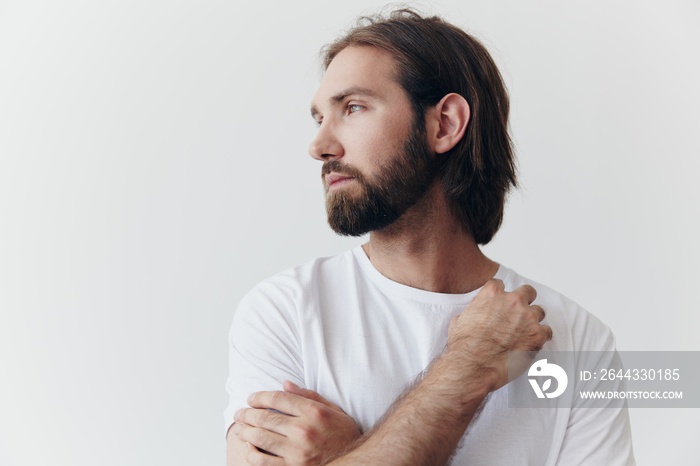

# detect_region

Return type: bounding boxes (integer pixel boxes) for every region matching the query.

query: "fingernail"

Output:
[233,409,242,420]
[247,393,254,404]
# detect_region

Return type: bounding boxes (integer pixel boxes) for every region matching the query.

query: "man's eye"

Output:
[348,104,364,113]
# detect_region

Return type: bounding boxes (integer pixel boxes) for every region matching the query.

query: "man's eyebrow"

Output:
[310,86,380,120]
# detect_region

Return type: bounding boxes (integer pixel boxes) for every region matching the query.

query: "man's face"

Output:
[309,46,438,236]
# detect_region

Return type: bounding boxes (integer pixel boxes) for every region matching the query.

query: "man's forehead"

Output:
[310,46,401,111]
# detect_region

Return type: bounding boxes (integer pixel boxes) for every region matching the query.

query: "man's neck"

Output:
[362,184,499,294]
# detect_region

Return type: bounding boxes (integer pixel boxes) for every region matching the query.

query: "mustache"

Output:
[321,160,365,181]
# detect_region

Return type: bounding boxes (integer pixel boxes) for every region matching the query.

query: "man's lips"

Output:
[325,173,355,189]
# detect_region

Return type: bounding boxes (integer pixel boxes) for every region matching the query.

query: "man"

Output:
[225,9,635,465]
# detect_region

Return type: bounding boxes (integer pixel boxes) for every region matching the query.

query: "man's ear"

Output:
[425,93,470,155]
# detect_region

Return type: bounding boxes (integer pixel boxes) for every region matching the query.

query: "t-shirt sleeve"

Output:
[223,281,304,435]
[555,322,636,465]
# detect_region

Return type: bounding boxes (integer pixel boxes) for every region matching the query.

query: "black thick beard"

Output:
[323,123,438,236]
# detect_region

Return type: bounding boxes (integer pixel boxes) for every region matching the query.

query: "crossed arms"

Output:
[227,279,551,465]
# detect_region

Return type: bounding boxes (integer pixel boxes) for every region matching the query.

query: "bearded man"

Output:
[225,9,634,466]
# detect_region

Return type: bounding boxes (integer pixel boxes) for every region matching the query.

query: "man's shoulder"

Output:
[499,266,616,352]
[238,248,359,309]
[500,266,583,310]
[260,248,356,288]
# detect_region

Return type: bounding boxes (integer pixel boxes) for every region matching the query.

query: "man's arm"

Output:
[235,279,550,465]
[331,350,492,465]
[324,279,550,466]
[227,358,485,466]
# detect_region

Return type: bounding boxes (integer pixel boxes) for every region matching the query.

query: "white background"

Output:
[1,0,698,464]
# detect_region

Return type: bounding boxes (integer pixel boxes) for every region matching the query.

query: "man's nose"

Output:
[308,122,344,161]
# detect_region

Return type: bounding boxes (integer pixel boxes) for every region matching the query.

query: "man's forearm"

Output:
[329,350,493,466]
[329,281,550,465]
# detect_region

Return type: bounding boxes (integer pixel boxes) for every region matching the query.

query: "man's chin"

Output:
[327,207,399,237]
[328,225,368,237]
[326,207,373,237]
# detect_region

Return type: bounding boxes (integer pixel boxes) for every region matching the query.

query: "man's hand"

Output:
[446,279,552,392]
[231,381,361,465]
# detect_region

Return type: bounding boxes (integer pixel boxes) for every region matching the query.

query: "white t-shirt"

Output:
[225,246,635,465]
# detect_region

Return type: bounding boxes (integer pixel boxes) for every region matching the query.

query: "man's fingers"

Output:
[527,324,553,350]
[531,305,546,322]
[249,385,344,416]
[283,380,344,412]
[482,278,505,294]
[244,441,285,466]
[248,390,307,416]
[283,380,320,400]
[235,407,290,434]
[233,422,286,459]
[543,324,553,341]
[514,284,537,304]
